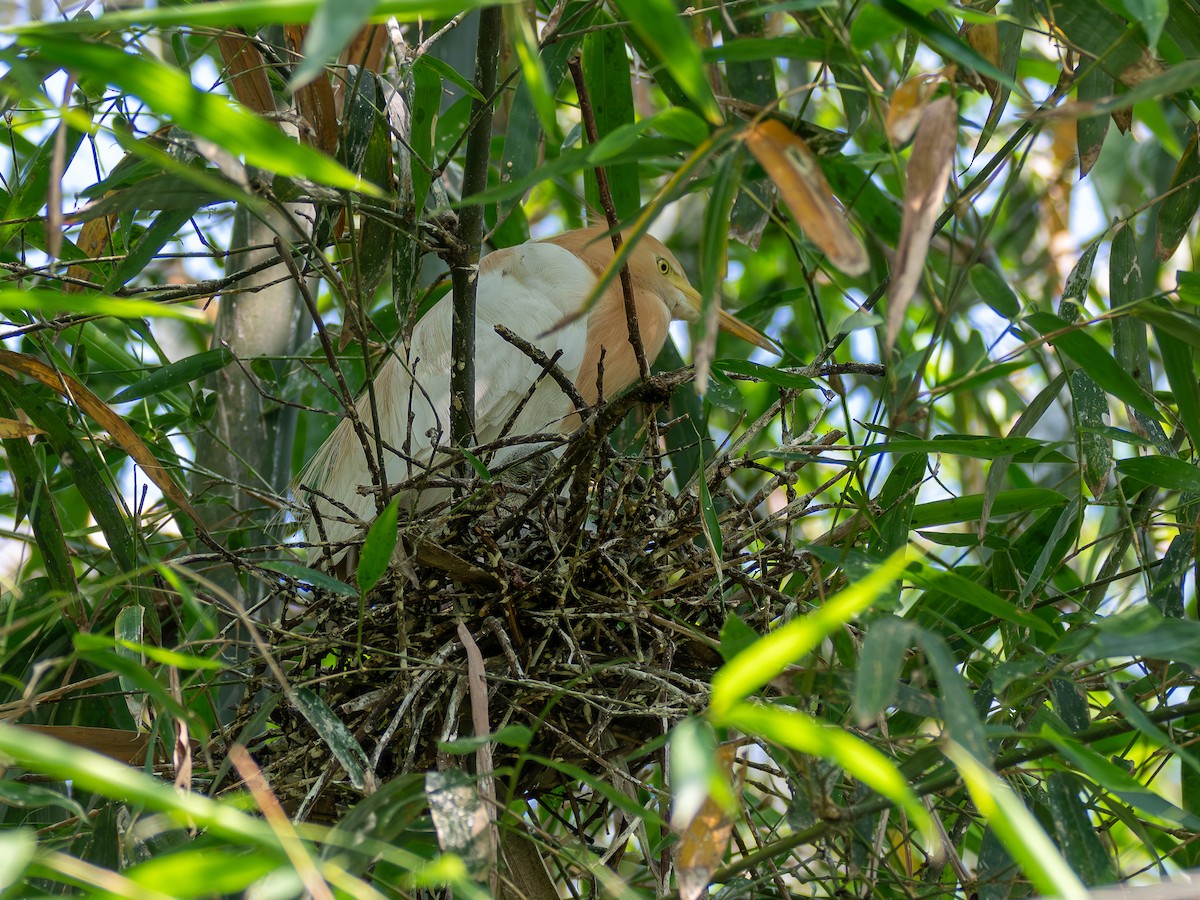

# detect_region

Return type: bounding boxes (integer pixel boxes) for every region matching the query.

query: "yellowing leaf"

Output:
[885,73,941,146]
[0,417,43,438]
[742,119,868,276]
[676,744,741,900]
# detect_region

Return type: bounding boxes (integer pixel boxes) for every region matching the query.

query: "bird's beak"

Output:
[676,280,783,356]
[717,307,783,356]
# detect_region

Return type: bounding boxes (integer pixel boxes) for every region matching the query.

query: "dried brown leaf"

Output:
[676,745,741,900]
[743,119,868,276]
[286,25,339,154]
[888,96,958,355]
[217,30,275,115]
[886,73,941,146]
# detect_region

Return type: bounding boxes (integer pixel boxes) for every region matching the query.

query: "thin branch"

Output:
[567,54,649,381]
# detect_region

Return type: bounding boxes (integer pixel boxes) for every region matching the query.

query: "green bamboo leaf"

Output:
[695,150,740,392]
[969,264,1020,319]
[713,359,814,390]
[291,0,380,91]
[1152,325,1199,455]
[0,120,86,251]
[0,723,281,848]
[28,36,378,195]
[0,386,77,602]
[1042,726,1200,831]
[8,0,504,32]
[357,498,398,595]
[912,488,1068,528]
[261,560,358,597]
[719,702,935,846]
[860,435,1049,459]
[853,616,914,724]
[124,849,280,898]
[75,633,223,670]
[0,377,135,572]
[1024,311,1159,419]
[698,472,723,569]
[904,561,1054,636]
[1070,369,1111,498]
[1116,455,1200,492]
[292,686,372,790]
[110,348,233,404]
[1071,58,1200,119]
[508,5,559,142]
[610,0,722,124]
[876,0,1014,88]
[709,550,907,717]
[946,742,1089,900]
[1156,126,1200,261]
[1076,63,1112,177]
[583,20,638,220]
[1046,772,1118,886]
[0,830,35,890]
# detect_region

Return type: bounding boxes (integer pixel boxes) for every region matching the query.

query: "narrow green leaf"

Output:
[0,386,77,601]
[0,376,136,571]
[1127,0,1168,48]
[1045,773,1116,885]
[1024,311,1159,419]
[508,5,559,141]
[912,488,1068,528]
[877,0,1014,88]
[74,633,223,671]
[9,0,502,32]
[709,550,907,717]
[1076,63,1112,177]
[292,686,372,790]
[582,20,638,220]
[0,830,36,891]
[1117,455,1200,492]
[905,561,1054,636]
[0,724,280,848]
[28,36,377,195]
[357,497,399,595]
[0,121,86,251]
[1042,726,1200,831]
[1070,369,1111,498]
[969,264,1020,319]
[696,150,740,392]
[946,742,1089,900]
[110,348,233,404]
[125,849,280,898]
[291,0,381,91]
[712,359,814,390]
[261,560,358,597]
[861,435,1048,459]
[1156,126,1200,261]
[719,702,935,846]
[853,616,914,724]
[610,0,722,124]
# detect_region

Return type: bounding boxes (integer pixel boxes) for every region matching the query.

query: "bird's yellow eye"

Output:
[657,258,671,276]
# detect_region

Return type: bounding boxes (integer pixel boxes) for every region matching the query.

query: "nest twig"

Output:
[227,365,856,828]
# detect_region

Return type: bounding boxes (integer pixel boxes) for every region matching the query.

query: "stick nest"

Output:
[234,372,828,820]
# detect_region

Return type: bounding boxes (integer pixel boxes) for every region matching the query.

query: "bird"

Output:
[294,226,777,563]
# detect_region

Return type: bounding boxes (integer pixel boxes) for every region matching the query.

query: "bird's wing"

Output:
[293,241,595,557]
[471,241,594,449]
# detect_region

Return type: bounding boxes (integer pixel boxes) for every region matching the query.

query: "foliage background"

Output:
[1,0,1200,897]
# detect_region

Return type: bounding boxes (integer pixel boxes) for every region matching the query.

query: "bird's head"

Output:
[631,234,781,355]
